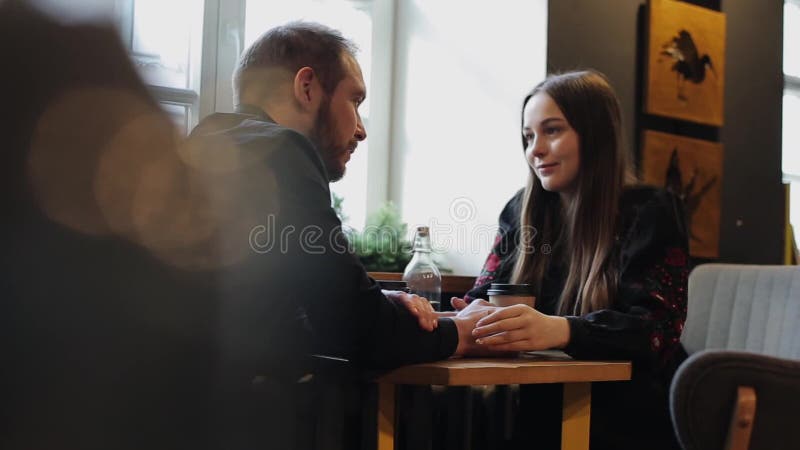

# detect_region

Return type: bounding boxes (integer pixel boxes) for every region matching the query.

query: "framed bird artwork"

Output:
[641,130,723,258]
[645,0,726,126]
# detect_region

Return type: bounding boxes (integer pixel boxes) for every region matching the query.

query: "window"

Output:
[784,0,800,249]
[117,0,379,228]
[110,0,547,274]
[244,0,376,230]
[116,0,205,135]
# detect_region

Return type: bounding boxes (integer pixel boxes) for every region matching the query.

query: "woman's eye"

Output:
[544,127,560,135]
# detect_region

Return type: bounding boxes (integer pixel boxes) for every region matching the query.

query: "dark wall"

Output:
[547,0,785,264]
[718,0,784,264]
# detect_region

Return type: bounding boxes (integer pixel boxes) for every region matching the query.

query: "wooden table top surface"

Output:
[377,352,632,386]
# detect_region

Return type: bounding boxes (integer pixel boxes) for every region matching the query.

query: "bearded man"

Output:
[186,21,485,449]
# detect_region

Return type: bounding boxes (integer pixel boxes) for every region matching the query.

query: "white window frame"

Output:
[785,0,800,138]
[115,0,211,134]
[199,0,245,118]
[783,0,799,183]
[115,0,398,220]
[784,0,800,254]
[786,71,800,186]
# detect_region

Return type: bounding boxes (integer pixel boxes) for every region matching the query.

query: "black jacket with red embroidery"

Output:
[467,186,690,449]
[467,186,690,371]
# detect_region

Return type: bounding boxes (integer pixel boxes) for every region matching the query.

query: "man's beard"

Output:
[309,98,347,182]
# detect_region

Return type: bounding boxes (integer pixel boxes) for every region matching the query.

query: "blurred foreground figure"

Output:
[0,1,218,448]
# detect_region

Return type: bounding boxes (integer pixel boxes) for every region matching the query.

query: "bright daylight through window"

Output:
[244,0,374,230]
[784,0,800,249]
[113,0,548,275]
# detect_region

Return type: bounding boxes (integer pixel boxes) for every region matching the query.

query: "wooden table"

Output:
[368,272,476,296]
[375,353,632,450]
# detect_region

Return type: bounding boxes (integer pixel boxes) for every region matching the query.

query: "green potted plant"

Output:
[349,201,412,272]
[333,194,451,273]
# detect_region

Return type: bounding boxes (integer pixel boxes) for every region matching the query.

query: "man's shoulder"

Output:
[190,113,309,148]
[187,113,326,179]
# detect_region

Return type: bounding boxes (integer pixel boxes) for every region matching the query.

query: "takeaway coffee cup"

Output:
[487,283,535,307]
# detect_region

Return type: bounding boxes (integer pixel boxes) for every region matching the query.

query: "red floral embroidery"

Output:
[484,252,501,273]
[643,254,689,366]
[664,247,687,267]
[467,234,508,301]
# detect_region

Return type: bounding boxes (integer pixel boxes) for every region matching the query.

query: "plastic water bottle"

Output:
[402,226,442,311]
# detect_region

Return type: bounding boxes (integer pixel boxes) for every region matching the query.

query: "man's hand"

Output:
[450,296,470,312]
[450,299,498,356]
[384,290,438,332]
[432,297,481,319]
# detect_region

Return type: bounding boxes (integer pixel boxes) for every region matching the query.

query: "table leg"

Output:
[378,382,396,450]
[561,382,591,450]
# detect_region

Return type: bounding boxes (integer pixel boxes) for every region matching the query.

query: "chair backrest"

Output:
[682,264,800,358]
[671,349,800,450]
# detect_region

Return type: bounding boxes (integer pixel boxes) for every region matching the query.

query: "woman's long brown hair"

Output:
[510,71,634,315]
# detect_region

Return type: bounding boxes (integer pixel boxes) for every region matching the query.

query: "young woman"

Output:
[463,70,689,450]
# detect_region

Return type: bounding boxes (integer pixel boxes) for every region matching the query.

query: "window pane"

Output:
[790,181,800,251]
[244,0,372,118]
[786,1,800,77]
[784,91,800,175]
[161,103,190,135]
[132,0,204,89]
[244,0,373,229]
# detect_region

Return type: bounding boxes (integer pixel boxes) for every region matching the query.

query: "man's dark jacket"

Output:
[188,105,458,376]
[185,106,459,448]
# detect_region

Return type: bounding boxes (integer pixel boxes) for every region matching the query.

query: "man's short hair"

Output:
[233,21,358,103]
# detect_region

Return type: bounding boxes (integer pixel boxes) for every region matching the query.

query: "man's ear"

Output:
[293,66,321,112]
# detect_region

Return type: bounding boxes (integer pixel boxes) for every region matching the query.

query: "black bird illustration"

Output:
[660,30,716,101]
[664,148,717,245]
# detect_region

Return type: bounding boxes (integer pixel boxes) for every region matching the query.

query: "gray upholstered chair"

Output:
[671,264,800,450]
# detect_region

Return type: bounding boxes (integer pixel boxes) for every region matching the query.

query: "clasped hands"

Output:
[384,290,570,356]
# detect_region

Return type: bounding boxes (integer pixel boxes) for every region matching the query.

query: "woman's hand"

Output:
[471,304,571,351]
[384,290,438,332]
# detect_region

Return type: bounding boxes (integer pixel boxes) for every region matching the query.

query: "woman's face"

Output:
[522,92,581,196]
